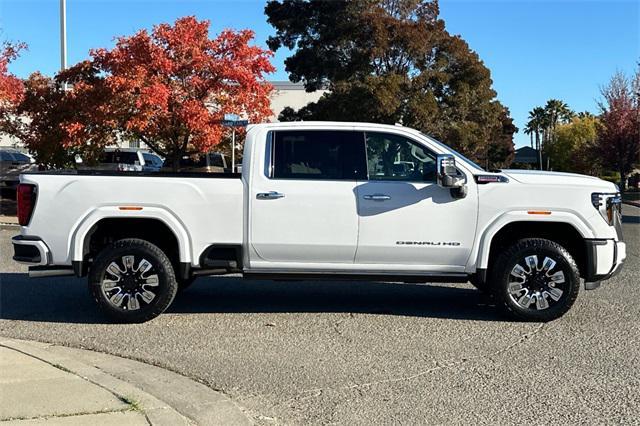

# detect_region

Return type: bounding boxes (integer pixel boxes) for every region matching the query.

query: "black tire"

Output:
[490,238,580,322]
[88,238,178,323]
[177,276,197,292]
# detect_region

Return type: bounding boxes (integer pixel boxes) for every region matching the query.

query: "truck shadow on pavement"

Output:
[0,273,506,324]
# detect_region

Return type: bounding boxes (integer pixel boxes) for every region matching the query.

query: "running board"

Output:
[243,270,469,283]
[28,266,75,278]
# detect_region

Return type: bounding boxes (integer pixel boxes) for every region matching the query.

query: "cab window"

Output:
[365,132,437,182]
[272,131,366,180]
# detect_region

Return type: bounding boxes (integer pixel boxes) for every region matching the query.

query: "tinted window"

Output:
[272,131,366,180]
[12,152,30,162]
[142,153,162,166]
[365,132,436,182]
[209,153,225,168]
[0,152,14,161]
[100,151,140,164]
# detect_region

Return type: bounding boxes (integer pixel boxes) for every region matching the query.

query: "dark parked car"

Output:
[161,152,228,173]
[1,148,36,188]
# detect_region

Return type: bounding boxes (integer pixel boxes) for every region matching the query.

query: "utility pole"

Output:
[60,0,67,88]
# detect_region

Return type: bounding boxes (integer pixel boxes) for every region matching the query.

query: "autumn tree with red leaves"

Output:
[0,40,26,136]
[594,69,640,191]
[13,71,120,167]
[62,16,274,170]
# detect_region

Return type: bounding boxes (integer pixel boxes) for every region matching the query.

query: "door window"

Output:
[272,131,366,180]
[365,132,437,182]
[0,152,14,161]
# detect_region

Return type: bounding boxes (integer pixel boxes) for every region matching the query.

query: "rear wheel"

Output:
[88,238,178,323]
[491,238,580,322]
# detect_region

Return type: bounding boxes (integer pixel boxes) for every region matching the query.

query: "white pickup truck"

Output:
[12,122,626,323]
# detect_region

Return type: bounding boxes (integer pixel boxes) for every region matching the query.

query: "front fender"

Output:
[69,205,192,264]
[468,210,594,272]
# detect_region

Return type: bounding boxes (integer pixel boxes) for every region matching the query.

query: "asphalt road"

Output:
[1,207,639,425]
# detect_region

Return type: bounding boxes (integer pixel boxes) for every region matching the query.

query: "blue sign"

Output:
[222,113,248,127]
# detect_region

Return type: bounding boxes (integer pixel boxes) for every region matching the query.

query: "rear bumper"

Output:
[585,239,626,283]
[12,235,51,265]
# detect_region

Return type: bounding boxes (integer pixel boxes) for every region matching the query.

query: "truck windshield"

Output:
[420,132,485,172]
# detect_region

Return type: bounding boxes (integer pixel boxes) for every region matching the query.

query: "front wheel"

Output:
[88,238,178,323]
[491,238,580,322]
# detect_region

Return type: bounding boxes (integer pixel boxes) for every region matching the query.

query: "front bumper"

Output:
[12,235,51,265]
[585,239,626,283]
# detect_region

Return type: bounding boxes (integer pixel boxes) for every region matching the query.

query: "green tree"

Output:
[265,0,516,168]
[525,100,574,169]
[546,115,600,174]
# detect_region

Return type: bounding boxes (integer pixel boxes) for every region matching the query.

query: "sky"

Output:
[0,0,638,148]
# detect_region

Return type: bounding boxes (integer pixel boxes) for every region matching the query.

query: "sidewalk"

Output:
[0,338,250,425]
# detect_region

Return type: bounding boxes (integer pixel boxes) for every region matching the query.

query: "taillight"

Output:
[17,183,37,226]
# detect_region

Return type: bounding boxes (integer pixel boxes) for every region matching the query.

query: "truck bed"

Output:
[19,171,244,266]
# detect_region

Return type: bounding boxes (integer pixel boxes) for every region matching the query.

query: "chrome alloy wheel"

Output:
[101,255,160,311]
[507,255,565,310]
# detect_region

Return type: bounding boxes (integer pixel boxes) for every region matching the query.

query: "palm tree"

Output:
[544,99,574,144]
[525,107,546,170]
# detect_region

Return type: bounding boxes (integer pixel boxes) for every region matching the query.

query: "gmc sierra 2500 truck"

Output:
[12,122,626,323]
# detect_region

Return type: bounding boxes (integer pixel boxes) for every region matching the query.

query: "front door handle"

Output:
[257,191,285,200]
[363,194,391,201]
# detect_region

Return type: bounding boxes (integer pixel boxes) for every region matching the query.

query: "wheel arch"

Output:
[474,212,592,279]
[70,206,192,267]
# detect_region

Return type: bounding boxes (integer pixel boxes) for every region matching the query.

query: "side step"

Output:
[28,266,75,278]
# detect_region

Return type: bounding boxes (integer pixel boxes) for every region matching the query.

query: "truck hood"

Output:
[501,169,617,191]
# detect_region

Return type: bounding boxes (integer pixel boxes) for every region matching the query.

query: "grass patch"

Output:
[119,396,143,412]
[52,363,73,374]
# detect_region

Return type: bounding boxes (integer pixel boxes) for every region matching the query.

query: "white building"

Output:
[1,81,326,150]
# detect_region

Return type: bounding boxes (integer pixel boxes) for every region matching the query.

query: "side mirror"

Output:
[436,154,467,198]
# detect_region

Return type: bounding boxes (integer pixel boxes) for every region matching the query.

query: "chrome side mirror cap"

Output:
[437,154,464,188]
[436,154,467,198]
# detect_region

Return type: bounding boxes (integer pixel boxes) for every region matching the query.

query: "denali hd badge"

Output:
[396,241,461,246]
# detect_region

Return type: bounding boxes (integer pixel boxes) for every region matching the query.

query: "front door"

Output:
[250,130,366,265]
[355,131,478,270]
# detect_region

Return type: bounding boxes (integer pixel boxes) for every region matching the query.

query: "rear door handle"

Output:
[257,191,285,200]
[363,194,391,201]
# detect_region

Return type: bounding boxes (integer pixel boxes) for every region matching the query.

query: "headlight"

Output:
[591,192,622,226]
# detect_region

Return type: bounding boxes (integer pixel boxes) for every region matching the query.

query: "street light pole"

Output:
[60,0,67,72]
[231,129,236,173]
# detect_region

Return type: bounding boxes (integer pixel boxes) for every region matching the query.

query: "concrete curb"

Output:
[0,338,251,426]
[0,223,18,231]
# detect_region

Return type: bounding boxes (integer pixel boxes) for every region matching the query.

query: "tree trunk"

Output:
[620,170,627,192]
[172,150,180,173]
[535,131,542,170]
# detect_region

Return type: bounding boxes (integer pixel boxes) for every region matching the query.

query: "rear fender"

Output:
[69,205,192,263]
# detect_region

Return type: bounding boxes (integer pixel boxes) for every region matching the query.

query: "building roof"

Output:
[514,146,539,164]
[271,81,308,91]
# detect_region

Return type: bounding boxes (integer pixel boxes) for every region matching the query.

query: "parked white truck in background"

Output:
[12,122,626,322]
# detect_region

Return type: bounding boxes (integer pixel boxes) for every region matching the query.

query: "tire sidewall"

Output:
[493,239,580,322]
[89,239,178,323]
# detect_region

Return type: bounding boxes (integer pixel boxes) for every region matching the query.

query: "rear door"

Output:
[249,130,366,264]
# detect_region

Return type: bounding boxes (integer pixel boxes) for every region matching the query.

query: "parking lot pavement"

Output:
[1,207,639,425]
